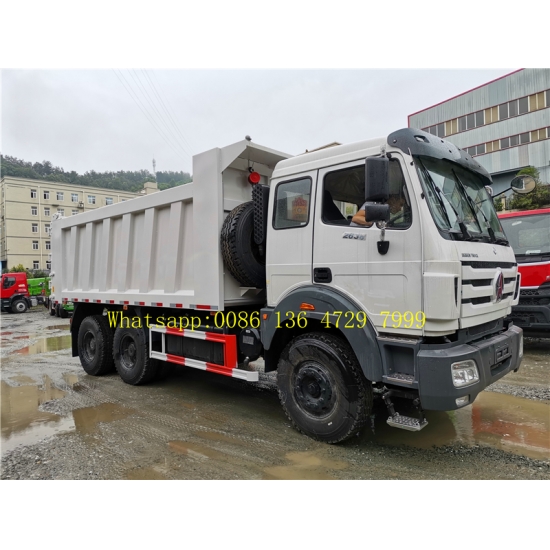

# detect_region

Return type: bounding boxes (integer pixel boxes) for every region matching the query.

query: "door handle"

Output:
[314,268,332,283]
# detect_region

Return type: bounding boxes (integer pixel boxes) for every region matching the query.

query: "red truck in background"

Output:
[498,208,550,337]
[1,272,35,313]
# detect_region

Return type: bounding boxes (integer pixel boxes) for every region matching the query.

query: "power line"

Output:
[146,70,198,154]
[112,69,189,165]
[129,69,192,158]
[119,68,189,159]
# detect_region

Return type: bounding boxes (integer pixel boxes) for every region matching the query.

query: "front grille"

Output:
[462,296,491,305]
[519,298,540,306]
[462,292,512,305]
[463,279,491,287]
[461,261,516,269]
[467,319,500,337]
[462,277,515,287]
[521,289,540,296]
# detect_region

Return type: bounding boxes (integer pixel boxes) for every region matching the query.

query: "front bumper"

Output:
[417,324,523,410]
[510,304,550,332]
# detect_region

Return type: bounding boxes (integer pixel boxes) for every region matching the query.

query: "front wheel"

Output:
[113,326,158,385]
[277,332,372,444]
[78,315,115,375]
[11,299,28,314]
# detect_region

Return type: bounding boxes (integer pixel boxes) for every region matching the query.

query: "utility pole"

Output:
[152,158,157,183]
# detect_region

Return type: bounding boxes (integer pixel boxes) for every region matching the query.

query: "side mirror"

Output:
[510,175,536,195]
[365,157,389,202]
[364,203,390,223]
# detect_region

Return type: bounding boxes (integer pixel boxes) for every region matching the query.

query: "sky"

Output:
[1,68,517,177]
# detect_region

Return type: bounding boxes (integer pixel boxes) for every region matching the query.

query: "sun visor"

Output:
[388,128,493,185]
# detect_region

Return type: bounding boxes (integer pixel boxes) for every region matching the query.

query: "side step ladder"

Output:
[382,389,428,432]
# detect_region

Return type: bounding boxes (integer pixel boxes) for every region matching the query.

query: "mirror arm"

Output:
[491,187,511,199]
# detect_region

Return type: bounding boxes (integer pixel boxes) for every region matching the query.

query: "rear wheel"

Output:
[11,299,28,314]
[113,326,158,385]
[277,332,372,444]
[77,315,115,375]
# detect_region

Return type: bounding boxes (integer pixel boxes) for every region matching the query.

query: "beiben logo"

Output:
[493,270,504,303]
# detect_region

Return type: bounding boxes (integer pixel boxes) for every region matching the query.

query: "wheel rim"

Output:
[119,334,137,371]
[294,362,337,418]
[14,301,26,312]
[82,331,97,363]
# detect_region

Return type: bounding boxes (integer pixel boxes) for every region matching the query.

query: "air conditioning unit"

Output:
[78,202,84,208]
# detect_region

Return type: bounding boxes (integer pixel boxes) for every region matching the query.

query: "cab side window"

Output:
[323,160,412,229]
[323,165,364,225]
[3,276,15,289]
[273,178,312,229]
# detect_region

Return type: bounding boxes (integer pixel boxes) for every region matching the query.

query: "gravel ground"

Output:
[1,308,549,480]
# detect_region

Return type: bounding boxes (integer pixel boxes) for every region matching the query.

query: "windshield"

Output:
[499,213,550,257]
[415,156,506,242]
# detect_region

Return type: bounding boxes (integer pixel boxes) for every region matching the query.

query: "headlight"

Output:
[451,360,479,388]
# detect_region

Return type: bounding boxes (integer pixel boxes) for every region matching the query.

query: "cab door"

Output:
[266,171,317,306]
[312,155,423,335]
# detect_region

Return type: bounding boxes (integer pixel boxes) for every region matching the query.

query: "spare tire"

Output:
[221,201,265,288]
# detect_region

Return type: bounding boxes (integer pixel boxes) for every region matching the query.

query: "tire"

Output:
[11,299,28,314]
[77,315,115,376]
[113,326,158,385]
[221,201,265,288]
[277,332,372,444]
[59,306,69,319]
[49,303,56,316]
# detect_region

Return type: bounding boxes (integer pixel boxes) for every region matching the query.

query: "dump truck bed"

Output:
[51,140,290,311]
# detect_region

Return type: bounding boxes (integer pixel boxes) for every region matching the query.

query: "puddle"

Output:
[14,335,72,355]
[9,375,37,385]
[363,392,550,461]
[264,451,349,480]
[45,325,70,331]
[72,403,133,434]
[62,373,81,388]
[1,377,134,454]
[1,378,74,454]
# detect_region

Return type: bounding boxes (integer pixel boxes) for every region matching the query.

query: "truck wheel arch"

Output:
[261,285,383,382]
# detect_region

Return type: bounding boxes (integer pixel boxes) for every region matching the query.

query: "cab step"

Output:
[386,414,428,432]
[382,388,428,432]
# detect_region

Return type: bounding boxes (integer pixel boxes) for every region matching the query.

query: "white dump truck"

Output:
[51,128,524,443]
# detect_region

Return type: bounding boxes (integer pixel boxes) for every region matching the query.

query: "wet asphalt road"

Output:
[1,308,549,479]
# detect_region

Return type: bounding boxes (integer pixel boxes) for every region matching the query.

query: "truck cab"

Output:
[1,272,34,313]
[261,128,523,430]
[498,208,550,336]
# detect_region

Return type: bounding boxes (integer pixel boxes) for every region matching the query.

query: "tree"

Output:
[507,166,550,211]
[1,154,191,193]
[7,264,32,277]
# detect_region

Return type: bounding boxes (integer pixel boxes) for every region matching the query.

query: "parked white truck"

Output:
[51,128,524,443]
